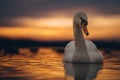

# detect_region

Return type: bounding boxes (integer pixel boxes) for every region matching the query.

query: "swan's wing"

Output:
[64,41,75,52]
[85,40,97,50]
[85,40,104,63]
[64,41,75,62]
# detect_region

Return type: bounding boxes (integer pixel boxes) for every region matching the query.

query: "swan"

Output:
[63,12,104,63]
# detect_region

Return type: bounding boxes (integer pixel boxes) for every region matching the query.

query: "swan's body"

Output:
[64,40,103,63]
[63,12,103,63]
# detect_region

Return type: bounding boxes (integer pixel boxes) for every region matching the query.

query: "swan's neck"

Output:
[73,23,87,52]
[73,21,90,62]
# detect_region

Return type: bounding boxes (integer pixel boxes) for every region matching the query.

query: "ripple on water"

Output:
[0,48,120,80]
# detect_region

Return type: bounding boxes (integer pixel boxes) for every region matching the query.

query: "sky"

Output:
[0,0,120,41]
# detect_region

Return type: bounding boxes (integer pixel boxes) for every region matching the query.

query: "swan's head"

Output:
[74,12,89,36]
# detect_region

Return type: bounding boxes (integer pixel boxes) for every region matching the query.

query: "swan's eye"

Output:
[80,17,88,26]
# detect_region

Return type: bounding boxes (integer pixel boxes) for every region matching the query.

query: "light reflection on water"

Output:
[0,47,120,80]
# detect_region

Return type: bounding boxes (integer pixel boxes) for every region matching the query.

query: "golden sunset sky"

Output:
[0,0,120,41]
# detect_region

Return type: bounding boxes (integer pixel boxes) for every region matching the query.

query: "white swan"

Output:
[63,12,104,63]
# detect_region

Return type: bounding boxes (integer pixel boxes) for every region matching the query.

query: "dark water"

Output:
[0,47,120,80]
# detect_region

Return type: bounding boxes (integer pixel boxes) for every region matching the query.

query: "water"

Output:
[0,47,120,80]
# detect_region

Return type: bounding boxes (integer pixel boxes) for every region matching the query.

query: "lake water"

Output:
[0,47,120,80]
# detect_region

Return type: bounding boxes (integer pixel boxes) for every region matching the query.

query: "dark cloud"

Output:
[0,0,120,26]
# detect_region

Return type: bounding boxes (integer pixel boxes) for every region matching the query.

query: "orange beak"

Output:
[81,21,89,36]
[83,26,89,36]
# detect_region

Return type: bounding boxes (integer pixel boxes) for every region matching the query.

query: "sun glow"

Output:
[0,27,73,41]
[89,15,120,28]
[0,15,120,41]
[13,17,72,28]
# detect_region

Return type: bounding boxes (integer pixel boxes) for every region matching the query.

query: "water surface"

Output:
[0,48,120,80]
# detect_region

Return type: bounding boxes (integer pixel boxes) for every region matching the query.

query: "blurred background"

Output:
[0,1,120,80]
[0,0,120,53]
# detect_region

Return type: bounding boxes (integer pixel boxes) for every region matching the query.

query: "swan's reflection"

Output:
[64,62,103,80]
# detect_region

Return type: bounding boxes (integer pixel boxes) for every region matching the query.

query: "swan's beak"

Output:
[82,22,89,36]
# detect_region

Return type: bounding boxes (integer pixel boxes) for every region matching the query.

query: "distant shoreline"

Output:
[0,38,119,50]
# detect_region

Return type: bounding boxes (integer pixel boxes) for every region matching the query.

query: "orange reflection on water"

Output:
[0,48,64,80]
[0,48,120,80]
[97,69,120,80]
